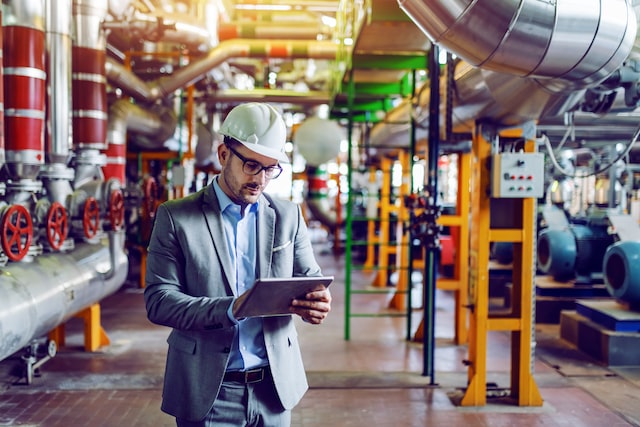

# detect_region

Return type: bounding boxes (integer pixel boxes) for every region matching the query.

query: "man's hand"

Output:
[290,286,332,324]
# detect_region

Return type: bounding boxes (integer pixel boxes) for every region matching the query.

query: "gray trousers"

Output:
[176,377,291,427]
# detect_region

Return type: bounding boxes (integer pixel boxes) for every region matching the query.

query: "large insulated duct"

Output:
[40,0,75,207]
[107,41,338,104]
[105,39,340,103]
[45,0,73,165]
[373,0,638,150]
[0,232,129,362]
[104,3,214,54]
[108,98,178,152]
[398,0,636,87]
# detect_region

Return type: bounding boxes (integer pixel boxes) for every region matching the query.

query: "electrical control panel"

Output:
[491,152,545,198]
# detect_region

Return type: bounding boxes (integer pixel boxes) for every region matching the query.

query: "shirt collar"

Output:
[212,177,258,216]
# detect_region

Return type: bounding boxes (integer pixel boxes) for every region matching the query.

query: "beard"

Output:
[221,170,263,206]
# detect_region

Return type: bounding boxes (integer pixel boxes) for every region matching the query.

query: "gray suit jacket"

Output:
[144,183,322,421]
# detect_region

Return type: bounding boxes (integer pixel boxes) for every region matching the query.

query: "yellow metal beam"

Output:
[47,303,110,353]
[461,123,542,407]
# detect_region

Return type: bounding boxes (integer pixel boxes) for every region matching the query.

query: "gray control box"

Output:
[491,152,545,198]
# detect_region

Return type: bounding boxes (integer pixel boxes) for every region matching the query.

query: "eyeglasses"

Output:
[226,144,283,179]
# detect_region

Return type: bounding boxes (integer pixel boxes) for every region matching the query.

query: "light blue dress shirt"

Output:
[213,178,268,371]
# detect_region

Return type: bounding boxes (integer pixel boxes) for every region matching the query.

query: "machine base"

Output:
[560,300,640,366]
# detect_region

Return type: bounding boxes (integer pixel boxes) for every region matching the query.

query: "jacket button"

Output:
[223,347,231,353]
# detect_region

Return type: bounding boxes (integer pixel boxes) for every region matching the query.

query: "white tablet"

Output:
[234,276,334,318]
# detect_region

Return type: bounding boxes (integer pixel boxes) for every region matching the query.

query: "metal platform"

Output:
[535,275,611,324]
[560,300,640,366]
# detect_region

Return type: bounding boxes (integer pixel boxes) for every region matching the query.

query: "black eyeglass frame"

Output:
[225,143,283,179]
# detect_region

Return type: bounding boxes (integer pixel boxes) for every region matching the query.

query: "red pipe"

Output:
[3,25,46,180]
[72,46,107,149]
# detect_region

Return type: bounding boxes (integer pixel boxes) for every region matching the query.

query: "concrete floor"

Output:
[1,234,639,426]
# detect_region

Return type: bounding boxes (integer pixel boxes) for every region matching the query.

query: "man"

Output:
[144,102,332,426]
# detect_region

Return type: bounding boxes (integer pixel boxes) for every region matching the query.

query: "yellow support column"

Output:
[461,127,491,406]
[372,157,393,287]
[454,151,471,345]
[48,303,111,353]
[461,123,542,407]
[77,304,111,352]
[390,151,411,310]
[510,139,544,406]
[437,152,471,345]
[363,167,379,271]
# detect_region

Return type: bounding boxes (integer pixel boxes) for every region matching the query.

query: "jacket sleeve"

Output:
[143,202,236,332]
[292,203,323,277]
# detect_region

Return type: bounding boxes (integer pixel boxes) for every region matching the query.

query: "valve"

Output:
[1,204,33,261]
[108,189,125,231]
[82,197,101,239]
[46,202,69,250]
[144,177,158,219]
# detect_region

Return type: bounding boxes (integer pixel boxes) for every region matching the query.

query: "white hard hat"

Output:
[219,103,289,163]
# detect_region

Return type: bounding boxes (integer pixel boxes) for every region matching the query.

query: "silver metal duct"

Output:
[108,98,177,151]
[0,231,129,362]
[371,0,638,149]
[105,39,340,104]
[147,39,339,100]
[105,58,153,102]
[398,0,637,89]
[45,0,73,165]
[104,5,215,53]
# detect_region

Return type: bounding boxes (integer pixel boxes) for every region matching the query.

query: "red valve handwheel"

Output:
[46,202,68,250]
[144,177,158,219]
[1,204,33,261]
[108,189,125,231]
[82,197,100,239]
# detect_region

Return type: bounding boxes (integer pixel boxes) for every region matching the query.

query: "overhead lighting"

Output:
[235,4,293,11]
[321,15,336,27]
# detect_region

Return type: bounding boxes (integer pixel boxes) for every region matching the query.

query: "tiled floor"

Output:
[1,236,639,426]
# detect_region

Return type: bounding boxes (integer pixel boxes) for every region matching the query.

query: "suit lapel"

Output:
[202,184,237,296]
[257,195,275,279]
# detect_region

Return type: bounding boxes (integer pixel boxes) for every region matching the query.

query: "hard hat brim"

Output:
[235,139,290,164]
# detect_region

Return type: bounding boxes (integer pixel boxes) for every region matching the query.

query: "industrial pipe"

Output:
[0,231,129,362]
[371,0,638,151]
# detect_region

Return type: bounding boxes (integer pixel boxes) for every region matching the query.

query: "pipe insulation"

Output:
[372,0,638,151]
[0,231,129,362]
[397,0,637,87]
[106,39,340,104]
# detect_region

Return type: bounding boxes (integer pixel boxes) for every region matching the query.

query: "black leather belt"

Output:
[223,367,269,384]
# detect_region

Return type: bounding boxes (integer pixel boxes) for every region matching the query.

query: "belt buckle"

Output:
[245,368,264,383]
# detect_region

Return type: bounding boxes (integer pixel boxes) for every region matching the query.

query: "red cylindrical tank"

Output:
[0,11,5,168]
[3,25,46,181]
[72,46,107,150]
[102,139,126,184]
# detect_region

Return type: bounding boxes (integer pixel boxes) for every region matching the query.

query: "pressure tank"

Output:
[602,241,640,304]
[294,117,343,167]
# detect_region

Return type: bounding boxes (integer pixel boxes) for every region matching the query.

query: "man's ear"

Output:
[218,145,228,164]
